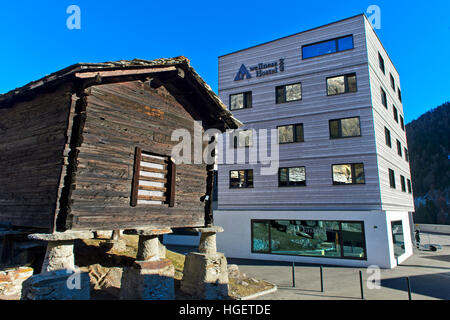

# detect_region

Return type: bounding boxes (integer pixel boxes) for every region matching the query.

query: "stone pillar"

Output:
[120,228,174,300]
[180,226,229,300]
[23,231,94,300]
[28,231,93,274]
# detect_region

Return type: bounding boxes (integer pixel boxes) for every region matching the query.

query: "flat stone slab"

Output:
[188,226,224,233]
[134,259,173,270]
[124,228,172,236]
[28,231,94,241]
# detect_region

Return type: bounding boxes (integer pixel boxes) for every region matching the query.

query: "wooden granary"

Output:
[0,57,241,234]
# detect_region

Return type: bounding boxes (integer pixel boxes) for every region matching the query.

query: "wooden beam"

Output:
[75,66,177,79]
[139,176,166,183]
[138,185,167,192]
[130,147,142,207]
[140,166,167,174]
[168,159,176,207]
[137,195,166,201]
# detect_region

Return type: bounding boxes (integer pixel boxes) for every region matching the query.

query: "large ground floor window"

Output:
[251,219,366,260]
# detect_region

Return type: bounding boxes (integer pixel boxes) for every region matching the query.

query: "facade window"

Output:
[391,221,405,257]
[398,89,402,102]
[404,147,409,162]
[393,106,399,123]
[385,127,392,147]
[231,130,253,148]
[381,87,388,108]
[279,167,306,187]
[390,73,396,92]
[378,52,385,74]
[397,139,402,157]
[332,163,365,185]
[329,117,361,139]
[230,170,253,188]
[407,179,412,194]
[278,124,304,144]
[302,35,354,59]
[389,169,396,188]
[131,148,175,207]
[400,115,405,131]
[251,219,366,260]
[400,175,406,192]
[230,91,252,110]
[327,73,357,95]
[276,83,302,103]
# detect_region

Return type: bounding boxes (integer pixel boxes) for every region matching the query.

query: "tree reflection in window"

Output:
[332,163,365,185]
[230,170,253,188]
[279,167,306,187]
[278,124,303,144]
[329,117,361,139]
[327,73,357,95]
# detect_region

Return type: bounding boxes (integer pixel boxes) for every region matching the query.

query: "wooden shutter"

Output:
[131,147,175,207]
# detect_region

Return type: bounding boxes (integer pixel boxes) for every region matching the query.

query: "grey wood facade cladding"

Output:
[0,58,240,232]
[217,14,414,212]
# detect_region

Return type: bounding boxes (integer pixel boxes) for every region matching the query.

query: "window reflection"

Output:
[279,167,306,187]
[332,163,365,185]
[391,221,405,257]
[330,117,361,139]
[252,220,366,260]
[278,124,303,144]
[230,170,253,188]
[341,222,366,258]
[302,35,354,59]
[327,73,357,95]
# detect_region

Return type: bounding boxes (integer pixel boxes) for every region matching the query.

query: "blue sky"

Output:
[0,0,448,123]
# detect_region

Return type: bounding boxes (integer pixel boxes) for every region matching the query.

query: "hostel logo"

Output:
[234,64,252,81]
[234,59,285,81]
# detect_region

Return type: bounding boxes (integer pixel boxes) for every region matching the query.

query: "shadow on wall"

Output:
[380,272,450,300]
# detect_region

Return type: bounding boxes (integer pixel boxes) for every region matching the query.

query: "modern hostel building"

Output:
[214,14,415,268]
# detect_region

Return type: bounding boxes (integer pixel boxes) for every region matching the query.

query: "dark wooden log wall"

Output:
[64,80,209,230]
[0,84,73,230]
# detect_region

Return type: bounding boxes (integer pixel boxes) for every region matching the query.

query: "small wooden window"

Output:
[131,147,176,207]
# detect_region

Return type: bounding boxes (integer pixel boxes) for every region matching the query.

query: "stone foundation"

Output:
[21,269,90,300]
[181,252,229,299]
[120,259,175,300]
[0,267,33,298]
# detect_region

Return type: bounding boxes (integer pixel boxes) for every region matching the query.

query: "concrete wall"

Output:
[215,209,410,268]
[415,224,450,235]
[385,211,414,266]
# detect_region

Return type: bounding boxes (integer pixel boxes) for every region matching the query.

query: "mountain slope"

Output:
[406,102,450,224]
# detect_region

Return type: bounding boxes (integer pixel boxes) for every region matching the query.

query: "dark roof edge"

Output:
[0,57,242,129]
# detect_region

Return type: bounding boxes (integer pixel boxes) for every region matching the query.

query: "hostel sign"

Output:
[234,58,285,81]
